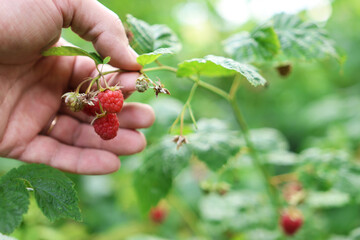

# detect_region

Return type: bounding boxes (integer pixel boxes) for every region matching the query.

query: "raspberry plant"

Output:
[0,12,344,238]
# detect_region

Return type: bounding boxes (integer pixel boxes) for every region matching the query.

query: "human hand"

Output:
[0,0,155,174]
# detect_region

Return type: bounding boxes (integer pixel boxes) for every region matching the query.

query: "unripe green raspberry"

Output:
[136,76,149,92]
[62,92,84,112]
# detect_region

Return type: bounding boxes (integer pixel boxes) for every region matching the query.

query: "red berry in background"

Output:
[149,206,167,224]
[280,208,303,236]
[83,97,101,116]
[93,113,119,140]
[98,89,124,113]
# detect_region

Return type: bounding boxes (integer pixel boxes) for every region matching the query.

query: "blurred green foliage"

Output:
[2,0,360,239]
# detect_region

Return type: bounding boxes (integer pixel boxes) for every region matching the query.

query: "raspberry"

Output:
[93,113,119,140]
[149,206,167,224]
[280,208,303,236]
[98,89,124,113]
[83,97,101,116]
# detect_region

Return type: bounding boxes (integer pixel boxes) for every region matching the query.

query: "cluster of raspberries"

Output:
[82,89,124,140]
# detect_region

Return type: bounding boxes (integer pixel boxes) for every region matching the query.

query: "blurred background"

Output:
[2,0,360,239]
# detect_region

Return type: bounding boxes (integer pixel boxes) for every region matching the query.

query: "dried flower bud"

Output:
[154,83,171,97]
[172,135,188,149]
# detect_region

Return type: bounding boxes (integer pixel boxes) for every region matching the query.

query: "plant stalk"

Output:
[229,98,280,211]
[142,65,177,73]
[228,76,281,219]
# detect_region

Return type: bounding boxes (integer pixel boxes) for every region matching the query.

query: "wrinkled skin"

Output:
[0,0,155,174]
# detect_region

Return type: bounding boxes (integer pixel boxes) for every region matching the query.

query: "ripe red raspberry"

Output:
[98,89,124,113]
[149,206,167,224]
[83,97,101,116]
[280,208,303,236]
[93,113,119,140]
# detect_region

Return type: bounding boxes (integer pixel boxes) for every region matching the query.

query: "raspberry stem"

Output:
[85,75,101,93]
[75,77,93,93]
[187,104,198,129]
[142,65,178,73]
[85,68,125,93]
[170,82,198,134]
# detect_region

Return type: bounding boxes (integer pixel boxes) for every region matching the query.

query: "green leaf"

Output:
[272,13,338,61]
[0,178,29,235]
[126,15,181,64]
[307,190,350,208]
[336,167,360,199]
[265,151,297,166]
[134,137,191,213]
[136,48,173,66]
[249,128,289,153]
[17,164,81,222]
[200,193,238,221]
[297,149,351,191]
[126,14,154,53]
[200,191,259,221]
[189,119,243,171]
[4,164,81,222]
[224,24,281,63]
[151,24,181,52]
[177,55,266,86]
[42,46,103,65]
[103,56,111,64]
[0,233,18,240]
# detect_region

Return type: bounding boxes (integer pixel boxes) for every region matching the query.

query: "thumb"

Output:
[55,0,141,71]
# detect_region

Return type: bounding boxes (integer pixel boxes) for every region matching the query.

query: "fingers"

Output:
[117,103,156,129]
[54,0,141,71]
[48,115,147,156]
[60,102,155,129]
[19,136,120,175]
